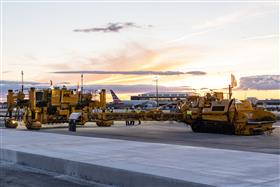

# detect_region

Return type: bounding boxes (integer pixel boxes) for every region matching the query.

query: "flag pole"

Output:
[229,84,232,100]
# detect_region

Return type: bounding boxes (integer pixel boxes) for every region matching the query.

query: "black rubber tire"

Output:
[26,122,33,130]
[191,120,235,135]
[4,121,18,128]
[96,121,112,127]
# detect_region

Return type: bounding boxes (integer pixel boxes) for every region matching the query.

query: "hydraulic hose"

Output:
[227,99,236,123]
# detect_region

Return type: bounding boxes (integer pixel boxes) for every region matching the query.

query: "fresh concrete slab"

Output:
[39,121,280,154]
[1,129,279,187]
[0,161,106,187]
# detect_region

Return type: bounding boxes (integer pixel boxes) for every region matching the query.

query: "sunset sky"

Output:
[1,1,279,99]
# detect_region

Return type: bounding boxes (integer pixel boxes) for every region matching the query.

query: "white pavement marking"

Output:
[1,129,280,187]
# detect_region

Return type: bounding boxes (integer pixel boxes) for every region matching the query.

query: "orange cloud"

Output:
[38,42,206,85]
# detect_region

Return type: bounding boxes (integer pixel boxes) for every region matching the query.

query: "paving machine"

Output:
[5,87,101,130]
[73,90,276,135]
[69,89,111,127]
[180,92,276,135]
[6,87,276,135]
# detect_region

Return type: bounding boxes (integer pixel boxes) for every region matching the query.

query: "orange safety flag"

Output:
[231,74,237,88]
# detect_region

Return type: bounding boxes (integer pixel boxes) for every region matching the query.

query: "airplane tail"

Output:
[110,90,122,104]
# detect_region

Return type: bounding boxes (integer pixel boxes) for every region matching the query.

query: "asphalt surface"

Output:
[34,121,280,155]
[0,162,107,187]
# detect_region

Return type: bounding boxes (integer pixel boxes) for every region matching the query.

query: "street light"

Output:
[154,76,159,107]
[21,70,24,92]
[81,73,84,95]
[80,73,84,102]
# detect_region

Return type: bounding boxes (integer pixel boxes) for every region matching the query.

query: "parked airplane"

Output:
[108,90,157,109]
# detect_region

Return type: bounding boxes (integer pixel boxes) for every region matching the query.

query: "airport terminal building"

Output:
[256,99,280,110]
[131,92,197,105]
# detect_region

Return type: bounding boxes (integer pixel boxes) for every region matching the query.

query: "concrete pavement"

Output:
[0,161,106,187]
[39,121,280,154]
[1,129,279,187]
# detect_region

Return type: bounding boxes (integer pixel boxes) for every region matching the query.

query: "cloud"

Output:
[164,11,245,45]
[238,75,280,90]
[186,71,207,75]
[73,22,151,33]
[242,34,278,41]
[164,29,213,44]
[0,80,49,94]
[35,42,206,86]
[52,70,206,76]
[194,11,244,30]
[0,80,47,85]
[41,42,206,85]
[45,63,72,70]
[82,84,188,93]
[46,43,206,85]
[49,42,206,72]
[56,81,71,85]
[24,54,37,61]
[0,80,190,100]
[166,9,269,45]
[2,71,11,74]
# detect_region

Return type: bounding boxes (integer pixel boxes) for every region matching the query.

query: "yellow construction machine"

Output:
[75,90,276,135]
[180,92,276,135]
[23,87,80,129]
[6,86,276,135]
[4,89,27,128]
[5,87,102,130]
[69,89,112,127]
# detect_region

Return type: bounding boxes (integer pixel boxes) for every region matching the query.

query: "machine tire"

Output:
[96,121,112,127]
[25,120,33,130]
[25,120,41,130]
[190,121,201,133]
[190,120,235,135]
[4,119,18,128]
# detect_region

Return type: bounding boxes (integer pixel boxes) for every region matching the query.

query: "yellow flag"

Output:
[231,74,237,87]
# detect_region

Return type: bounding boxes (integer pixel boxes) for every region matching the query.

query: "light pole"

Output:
[154,76,159,107]
[80,73,84,102]
[81,73,84,95]
[21,70,24,92]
